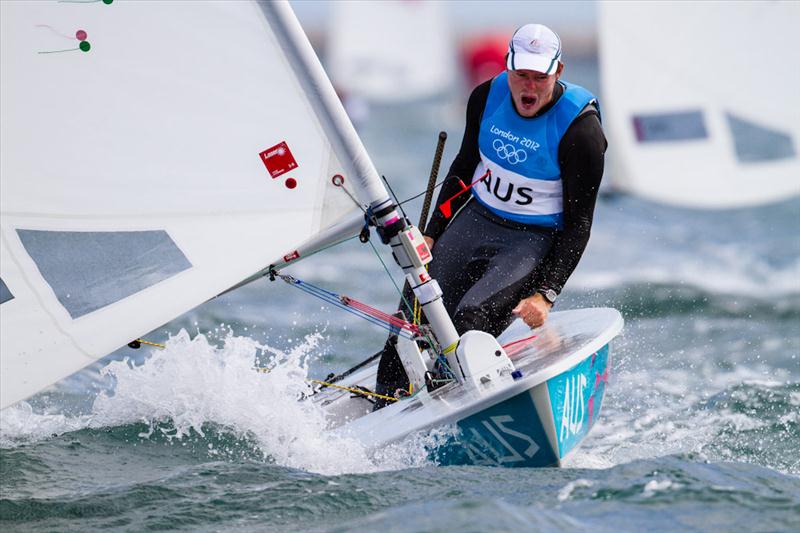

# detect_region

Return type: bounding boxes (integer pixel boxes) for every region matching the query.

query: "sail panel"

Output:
[0,278,13,304]
[16,229,192,319]
[599,2,800,208]
[0,1,364,408]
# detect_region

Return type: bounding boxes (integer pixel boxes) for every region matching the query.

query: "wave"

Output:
[581,358,800,476]
[563,281,800,320]
[2,451,796,531]
[0,330,444,476]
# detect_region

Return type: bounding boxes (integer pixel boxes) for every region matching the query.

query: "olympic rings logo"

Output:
[493,139,528,165]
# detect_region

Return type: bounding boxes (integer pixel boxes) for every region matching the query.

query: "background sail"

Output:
[326,0,456,103]
[0,1,361,409]
[599,2,800,208]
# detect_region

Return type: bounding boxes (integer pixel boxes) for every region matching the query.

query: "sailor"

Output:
[375,23,607,406]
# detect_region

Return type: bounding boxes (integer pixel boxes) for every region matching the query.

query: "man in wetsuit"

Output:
[375,23,606,405]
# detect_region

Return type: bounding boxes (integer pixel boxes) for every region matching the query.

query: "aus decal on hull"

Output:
[559,373,587,443]
[462,415,540,465]
[548,344,610,457]
[432,390,558,468]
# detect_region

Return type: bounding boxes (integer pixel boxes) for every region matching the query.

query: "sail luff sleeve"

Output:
[258,1,390,209]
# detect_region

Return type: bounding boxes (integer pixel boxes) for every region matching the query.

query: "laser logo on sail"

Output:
[260,141,299,182]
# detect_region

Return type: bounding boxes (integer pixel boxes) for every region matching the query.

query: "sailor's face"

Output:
[507,64,562,117]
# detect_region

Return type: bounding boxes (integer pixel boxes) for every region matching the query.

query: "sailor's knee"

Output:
[454,301,514,338]
[453,305,490,334]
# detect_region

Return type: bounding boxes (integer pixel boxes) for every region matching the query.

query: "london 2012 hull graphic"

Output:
[434,344,611,467]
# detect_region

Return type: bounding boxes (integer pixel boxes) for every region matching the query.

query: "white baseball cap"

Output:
[506,24,562,75]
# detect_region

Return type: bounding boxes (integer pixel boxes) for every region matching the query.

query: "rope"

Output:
[278,274,419,339]
[128,338,165,349]
[501,334,538,350]
[366,238,416,318]
[270,234,359,271]
[254,366,399,403]
[331,174,367,214]
[309,379,398,402]
[340,297,421,336]
[397,176,449,208]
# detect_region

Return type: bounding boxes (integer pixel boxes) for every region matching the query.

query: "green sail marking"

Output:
[79,41,91,52]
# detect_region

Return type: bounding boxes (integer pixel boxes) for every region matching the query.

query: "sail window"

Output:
[0,278,13,304]
[632,111,708,142]
[725,112,796,163]
[16,230,192,319]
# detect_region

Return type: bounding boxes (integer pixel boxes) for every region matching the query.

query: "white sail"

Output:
[0,0,380,409]
[326,0,456,103]
[599,2,800,208]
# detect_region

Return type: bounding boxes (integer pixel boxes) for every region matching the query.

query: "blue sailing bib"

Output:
[472,72,598,228]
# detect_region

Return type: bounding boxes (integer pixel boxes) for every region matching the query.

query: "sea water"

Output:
[1,59,799,531]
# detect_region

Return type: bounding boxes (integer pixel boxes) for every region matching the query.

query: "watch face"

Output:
[543,289,557,303]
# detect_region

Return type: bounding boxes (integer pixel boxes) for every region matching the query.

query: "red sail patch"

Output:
[260,141,298,179]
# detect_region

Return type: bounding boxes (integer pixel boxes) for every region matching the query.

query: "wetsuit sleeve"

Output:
[532,110,607,294]
[424,80,491,241]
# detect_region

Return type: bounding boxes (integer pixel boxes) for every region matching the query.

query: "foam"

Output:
[1,329,442,475]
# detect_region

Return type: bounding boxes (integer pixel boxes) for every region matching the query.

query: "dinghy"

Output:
[0,0,622,467]
[599,2,800,208]
[312,308,621,467]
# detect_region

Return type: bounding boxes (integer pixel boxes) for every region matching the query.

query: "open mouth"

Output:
[521,95,537,108]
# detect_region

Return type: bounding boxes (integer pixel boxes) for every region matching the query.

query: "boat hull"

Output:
[317,308,623,468]
[432,344,609,467]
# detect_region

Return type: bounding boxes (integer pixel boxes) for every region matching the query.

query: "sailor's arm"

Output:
[517,109,607,328]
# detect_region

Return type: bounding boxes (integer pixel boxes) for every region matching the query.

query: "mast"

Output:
[261,1,461,365]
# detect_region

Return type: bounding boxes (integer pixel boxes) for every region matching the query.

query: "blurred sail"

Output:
[327,0,456,103]
[0,1,367,409]
[599,2,800,208]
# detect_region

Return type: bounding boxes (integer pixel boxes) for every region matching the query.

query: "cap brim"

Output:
[506,53,560,75]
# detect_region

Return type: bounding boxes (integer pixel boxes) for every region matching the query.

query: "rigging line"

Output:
[127,338,166,350]
[291,286,415,339]
[279,274,417,339]
[434,353,457,381]
[253,367,399,403]
[319,348,383,385]
[37,48,81,54]
[501,334,538,350]
[308,379,398,402]
[290,277,420,336]
[332,175,367,214]
[269,234,359,271]
[366,237,416,318]
[381,175,407,219]
[219,235,361,299]
[340,297,421,335]
[396,176,448,208]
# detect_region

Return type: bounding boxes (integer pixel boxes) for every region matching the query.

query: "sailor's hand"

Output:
[512,293,552,329]
[423,236,435,250]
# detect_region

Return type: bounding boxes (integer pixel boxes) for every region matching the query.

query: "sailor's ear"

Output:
[554,62,565,79]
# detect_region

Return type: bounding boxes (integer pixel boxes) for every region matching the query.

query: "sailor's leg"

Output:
[452,227,554,337]
[425,202,491,319]
[374,206,483,408]
[374,336,409,410]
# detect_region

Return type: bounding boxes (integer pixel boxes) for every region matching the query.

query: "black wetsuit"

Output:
[374,79,607,402]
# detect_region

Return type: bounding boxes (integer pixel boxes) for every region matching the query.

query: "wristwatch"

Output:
[537,287,558,305]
